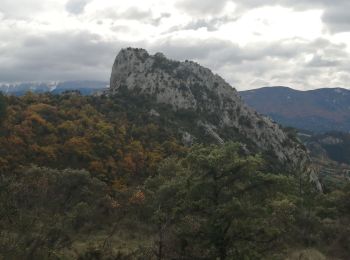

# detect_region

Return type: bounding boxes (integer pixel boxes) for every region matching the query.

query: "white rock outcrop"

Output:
[110,48,312,172]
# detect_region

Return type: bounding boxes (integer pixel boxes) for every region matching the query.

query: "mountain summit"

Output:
[109,48,315,176]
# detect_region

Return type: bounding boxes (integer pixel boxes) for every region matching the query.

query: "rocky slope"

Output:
[298,132,350,186]
[240,86,350,133]
[109,48,314,176]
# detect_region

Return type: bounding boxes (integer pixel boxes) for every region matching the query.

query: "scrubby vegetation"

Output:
[0,92,349,259]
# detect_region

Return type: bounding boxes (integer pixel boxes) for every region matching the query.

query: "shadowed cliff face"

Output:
[109,47,314,174]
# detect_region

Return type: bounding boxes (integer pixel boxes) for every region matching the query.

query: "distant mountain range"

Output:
[0,81,108,96]
[240,86,350,133]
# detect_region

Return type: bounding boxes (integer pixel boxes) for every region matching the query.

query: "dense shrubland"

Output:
[0,92,349,259]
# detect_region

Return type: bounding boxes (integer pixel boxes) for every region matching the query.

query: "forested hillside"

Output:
[0,92,349,259]
[0,92,186,178]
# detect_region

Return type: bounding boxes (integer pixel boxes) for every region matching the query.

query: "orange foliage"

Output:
[129,190,145,205]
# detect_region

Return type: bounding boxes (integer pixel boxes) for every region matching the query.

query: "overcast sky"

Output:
[1,0,350,90]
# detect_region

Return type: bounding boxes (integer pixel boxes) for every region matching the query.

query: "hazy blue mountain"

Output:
[240,86,350,133]
[0,81,108,96]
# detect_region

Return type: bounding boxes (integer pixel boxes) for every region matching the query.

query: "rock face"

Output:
[110,48,311,172]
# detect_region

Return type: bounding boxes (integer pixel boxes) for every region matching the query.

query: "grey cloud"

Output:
[0,0,46,19]
[322,4,350,33]
[233,0,340,11]
[98,7,168,26]
[193,39,319,66]
[165,20,219,34]
[110,25,130,33]
[181,16,238,32]
[149,38,235,61]
[120,7,152,20]
[176,0,230,15]
[152,36,305,64]
[307,55,341,67]
[148,36,350,89]
[184,19,220,31]
[151,13,172,26]
[65,0,92,15]
[0,31,131,82]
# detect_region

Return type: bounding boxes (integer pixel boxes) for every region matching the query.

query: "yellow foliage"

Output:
[28,103,56,114]
[64,137,92,158]
[112,178,127,192]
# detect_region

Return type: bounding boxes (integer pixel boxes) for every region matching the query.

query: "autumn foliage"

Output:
[0,92,186,181]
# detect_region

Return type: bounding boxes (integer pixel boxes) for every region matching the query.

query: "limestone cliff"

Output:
[109,48,316,178]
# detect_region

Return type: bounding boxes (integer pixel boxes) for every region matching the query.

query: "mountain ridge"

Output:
[240,86,350,133]
[0,80,108,96]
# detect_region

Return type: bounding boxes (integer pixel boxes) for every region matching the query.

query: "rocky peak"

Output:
[110,48,242,111]
[109,48,319,183]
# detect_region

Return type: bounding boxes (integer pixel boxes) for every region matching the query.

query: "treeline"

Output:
[0,92,349,259]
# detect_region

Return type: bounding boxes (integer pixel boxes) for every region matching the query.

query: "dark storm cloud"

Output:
[0,31,129,82]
